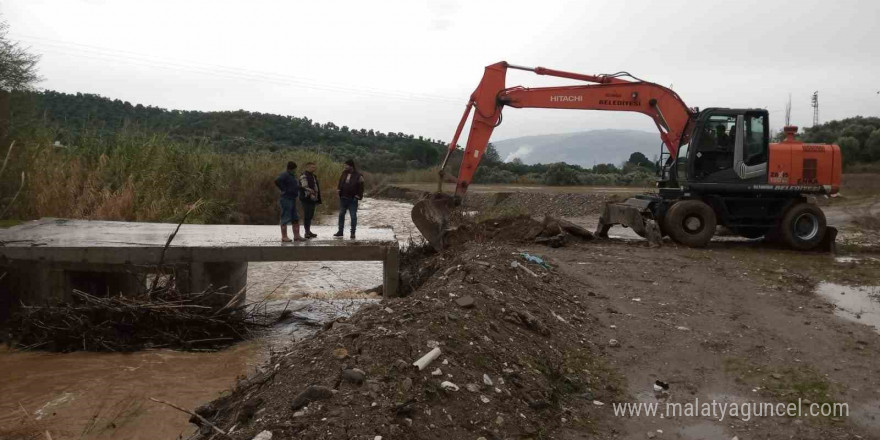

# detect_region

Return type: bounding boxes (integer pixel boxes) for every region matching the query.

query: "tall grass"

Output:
[0,131,344,224]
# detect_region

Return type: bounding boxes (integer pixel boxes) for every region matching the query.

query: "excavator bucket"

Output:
[411,193,456,251]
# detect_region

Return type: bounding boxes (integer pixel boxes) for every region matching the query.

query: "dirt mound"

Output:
[444,215,594,249]
[189,243,618,439]
[369,185,431,201]
[371,185,629,218]
[463,192,625,217]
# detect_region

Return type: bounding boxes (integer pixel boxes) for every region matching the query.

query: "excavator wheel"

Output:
[664,200,717,248]
[780,202,827,250]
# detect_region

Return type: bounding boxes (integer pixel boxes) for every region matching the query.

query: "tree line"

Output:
[8,90,451,174]
[798,116,880,166]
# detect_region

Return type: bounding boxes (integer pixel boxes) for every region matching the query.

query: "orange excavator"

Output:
[412,62,842,251]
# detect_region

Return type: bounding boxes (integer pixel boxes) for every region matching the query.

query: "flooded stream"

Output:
[0,198,417,440]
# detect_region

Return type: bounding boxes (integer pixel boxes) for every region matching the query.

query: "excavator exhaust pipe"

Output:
[411,193,456,251]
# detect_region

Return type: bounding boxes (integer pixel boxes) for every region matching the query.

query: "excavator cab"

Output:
[675,108,769,187]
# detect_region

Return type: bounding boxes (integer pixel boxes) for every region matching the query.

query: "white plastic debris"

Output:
[413,347,442,371]
[440,381,459,392]
[431,368,443,376]
[252,431,273,440]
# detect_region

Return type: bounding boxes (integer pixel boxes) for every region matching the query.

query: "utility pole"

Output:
[811,91,819,126]
[785,94,792,126]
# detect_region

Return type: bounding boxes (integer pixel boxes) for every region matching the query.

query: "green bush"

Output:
[543,163,580,186]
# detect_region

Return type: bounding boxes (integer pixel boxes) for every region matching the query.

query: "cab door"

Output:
[688,109,768,185]
[735,111,769,181]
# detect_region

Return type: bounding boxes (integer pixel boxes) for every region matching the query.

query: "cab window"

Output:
[698,115,736,152]
[744,113,767,166]
[676,138,689,183]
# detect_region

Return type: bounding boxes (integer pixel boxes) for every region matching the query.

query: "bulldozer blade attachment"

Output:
[411,194,455,251]
[596,198,662,246]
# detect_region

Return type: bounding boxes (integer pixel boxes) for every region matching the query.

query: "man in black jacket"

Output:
[299,162,322,238]
[275,161,304,242]
[334,159,364,239]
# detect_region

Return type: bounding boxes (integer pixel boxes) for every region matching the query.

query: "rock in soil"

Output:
[342,368,366,385]
[455,295,475,308]
[290,385,334,411]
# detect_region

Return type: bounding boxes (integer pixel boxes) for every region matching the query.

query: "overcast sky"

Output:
[2,0,878,143]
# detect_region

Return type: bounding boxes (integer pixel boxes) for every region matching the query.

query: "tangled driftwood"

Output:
[5,286,271,352]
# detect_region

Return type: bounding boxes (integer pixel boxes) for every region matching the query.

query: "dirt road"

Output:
[542,239,879,439]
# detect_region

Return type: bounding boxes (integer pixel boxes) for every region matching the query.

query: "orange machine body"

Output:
[767,128,842,194]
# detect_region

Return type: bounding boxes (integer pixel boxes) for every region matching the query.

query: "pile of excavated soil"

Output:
[463,192,625,217]
[190,242,619,440]
[442,215,594,250]
[369,185,431,201]
[370,185,629,218]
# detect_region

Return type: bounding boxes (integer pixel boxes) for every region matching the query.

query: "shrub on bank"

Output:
[0,130,344,224]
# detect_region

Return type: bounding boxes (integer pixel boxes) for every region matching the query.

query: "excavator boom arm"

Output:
[445,62,695,198]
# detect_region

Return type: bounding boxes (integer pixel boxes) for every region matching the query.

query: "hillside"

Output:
[492,129,661,167]
[7,90,447,174]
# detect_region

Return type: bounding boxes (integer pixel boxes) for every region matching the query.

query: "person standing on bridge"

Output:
[299,162,322,238]
[334,159,364,239]
[275,161,304,242]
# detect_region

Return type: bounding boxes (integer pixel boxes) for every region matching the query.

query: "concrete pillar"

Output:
[383,245,400,297]
[0,262,142,322]
[185,262,248,309]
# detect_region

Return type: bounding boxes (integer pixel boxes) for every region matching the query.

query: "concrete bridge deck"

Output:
[0,219,400,313]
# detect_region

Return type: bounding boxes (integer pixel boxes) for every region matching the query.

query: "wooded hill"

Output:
[8,90,448,173]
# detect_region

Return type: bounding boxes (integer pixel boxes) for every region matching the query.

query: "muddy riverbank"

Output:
[0,198,414,440]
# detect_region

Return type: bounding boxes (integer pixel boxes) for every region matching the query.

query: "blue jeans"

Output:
[337,197,358,233]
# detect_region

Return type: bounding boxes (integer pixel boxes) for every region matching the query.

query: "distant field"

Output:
[394,182,650,195]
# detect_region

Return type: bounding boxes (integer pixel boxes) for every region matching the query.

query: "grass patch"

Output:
[0,219,22,228]
[724,358,834,405]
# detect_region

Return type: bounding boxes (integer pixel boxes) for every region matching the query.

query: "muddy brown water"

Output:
[0,199,417,440]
